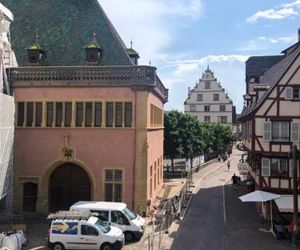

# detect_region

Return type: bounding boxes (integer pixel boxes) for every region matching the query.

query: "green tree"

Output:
[164,111,234,169]
[164,111,181,171]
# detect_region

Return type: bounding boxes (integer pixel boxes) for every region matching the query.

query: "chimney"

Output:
[298,28,300,42]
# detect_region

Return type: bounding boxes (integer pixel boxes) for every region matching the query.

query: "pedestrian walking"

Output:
[227,159,231,171]
[232,173,238,190]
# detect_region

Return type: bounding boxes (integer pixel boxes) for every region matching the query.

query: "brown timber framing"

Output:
[263,63,300,116]
[255,137,264,152]
[239,52,300,122]
[251,118,255,152]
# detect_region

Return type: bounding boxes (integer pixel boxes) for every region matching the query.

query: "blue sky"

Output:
[99,0,300,113]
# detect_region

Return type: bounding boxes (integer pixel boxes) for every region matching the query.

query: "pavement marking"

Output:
[222,183,227,224]
[194,162,226,192]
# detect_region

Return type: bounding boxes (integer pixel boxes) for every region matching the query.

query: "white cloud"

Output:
[98,1,246,113]
[237,35,297,52]
[99,0,204,65]
[247,7,297,23]
[160,54,248,113]
[282,0,300,8]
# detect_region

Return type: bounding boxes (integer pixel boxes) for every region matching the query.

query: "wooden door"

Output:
[49,163,91,212]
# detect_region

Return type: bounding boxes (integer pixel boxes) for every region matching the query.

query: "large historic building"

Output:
[2,0,168,215]
[239,31,300,214]
[184,67,234,128]
[0,3,17,213]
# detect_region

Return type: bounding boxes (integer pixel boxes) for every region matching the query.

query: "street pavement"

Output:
[169,147,292,250]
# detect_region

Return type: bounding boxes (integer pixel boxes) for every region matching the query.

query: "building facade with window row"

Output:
[184,67,234,128]
[239,35,300,202]
[2,0,168,215]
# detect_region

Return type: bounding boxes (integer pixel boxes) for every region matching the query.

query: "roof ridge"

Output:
[94,0,132,65]
[240,44,300,120]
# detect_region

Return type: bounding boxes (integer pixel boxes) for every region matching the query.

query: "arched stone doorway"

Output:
[49,163,91,211]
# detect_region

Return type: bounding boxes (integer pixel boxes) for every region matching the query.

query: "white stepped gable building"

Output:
[0,3,17,213]
[184,67,233,128]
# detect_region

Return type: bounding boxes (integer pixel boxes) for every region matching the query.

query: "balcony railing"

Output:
[7,65,168,101]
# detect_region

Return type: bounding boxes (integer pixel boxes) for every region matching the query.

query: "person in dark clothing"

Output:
[232,173,238,190]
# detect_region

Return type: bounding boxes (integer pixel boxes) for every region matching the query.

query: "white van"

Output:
[70,201,145,242]
[48,211,125,250]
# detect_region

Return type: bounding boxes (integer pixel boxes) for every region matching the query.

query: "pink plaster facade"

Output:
[13,82,166,215]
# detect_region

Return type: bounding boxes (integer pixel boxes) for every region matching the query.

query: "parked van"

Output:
[47,210,124,250]
[70,201,145,242]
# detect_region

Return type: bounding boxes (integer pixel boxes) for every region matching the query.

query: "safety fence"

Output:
[139,171,194,250]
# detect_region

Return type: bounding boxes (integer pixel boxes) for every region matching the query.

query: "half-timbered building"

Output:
[239,35,300,213]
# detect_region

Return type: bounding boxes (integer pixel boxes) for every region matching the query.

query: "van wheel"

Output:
[124,231,134,242]
[101,243,113,250]
[53,242,64,250]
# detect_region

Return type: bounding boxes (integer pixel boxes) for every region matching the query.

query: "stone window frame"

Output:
[104,169,124,202]
[16,100,133,129]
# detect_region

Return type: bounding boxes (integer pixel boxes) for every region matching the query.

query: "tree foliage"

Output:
[164,111,234,169]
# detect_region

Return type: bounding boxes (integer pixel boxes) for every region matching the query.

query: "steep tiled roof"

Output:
[246,55,284,80]
[1,0,133,66]
[239,44,300,121]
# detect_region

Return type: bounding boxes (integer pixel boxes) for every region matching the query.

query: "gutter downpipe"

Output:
[132,89,137,210]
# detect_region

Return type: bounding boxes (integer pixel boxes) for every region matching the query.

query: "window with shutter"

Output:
[272,121,289,142]
[289,159,300,177]
[291,122,300,142]
[263,121,271,141]
[285,87,293,100]
[261,158,270,176]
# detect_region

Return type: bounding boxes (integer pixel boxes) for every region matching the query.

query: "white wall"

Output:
[184,69,233,127]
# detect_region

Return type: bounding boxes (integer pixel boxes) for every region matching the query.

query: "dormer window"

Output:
[26,34,46,65]
[127,41,140,65]
[84,33,102,65]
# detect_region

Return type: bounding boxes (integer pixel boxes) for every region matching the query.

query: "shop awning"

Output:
[274,195,300,213]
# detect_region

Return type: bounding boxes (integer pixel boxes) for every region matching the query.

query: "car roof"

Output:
[71,201,127,211]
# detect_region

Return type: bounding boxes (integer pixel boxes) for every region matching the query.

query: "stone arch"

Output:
[39,159,96,213]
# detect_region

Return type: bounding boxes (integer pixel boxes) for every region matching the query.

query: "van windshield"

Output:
[122,207,137,220]
[95,219,110,233]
